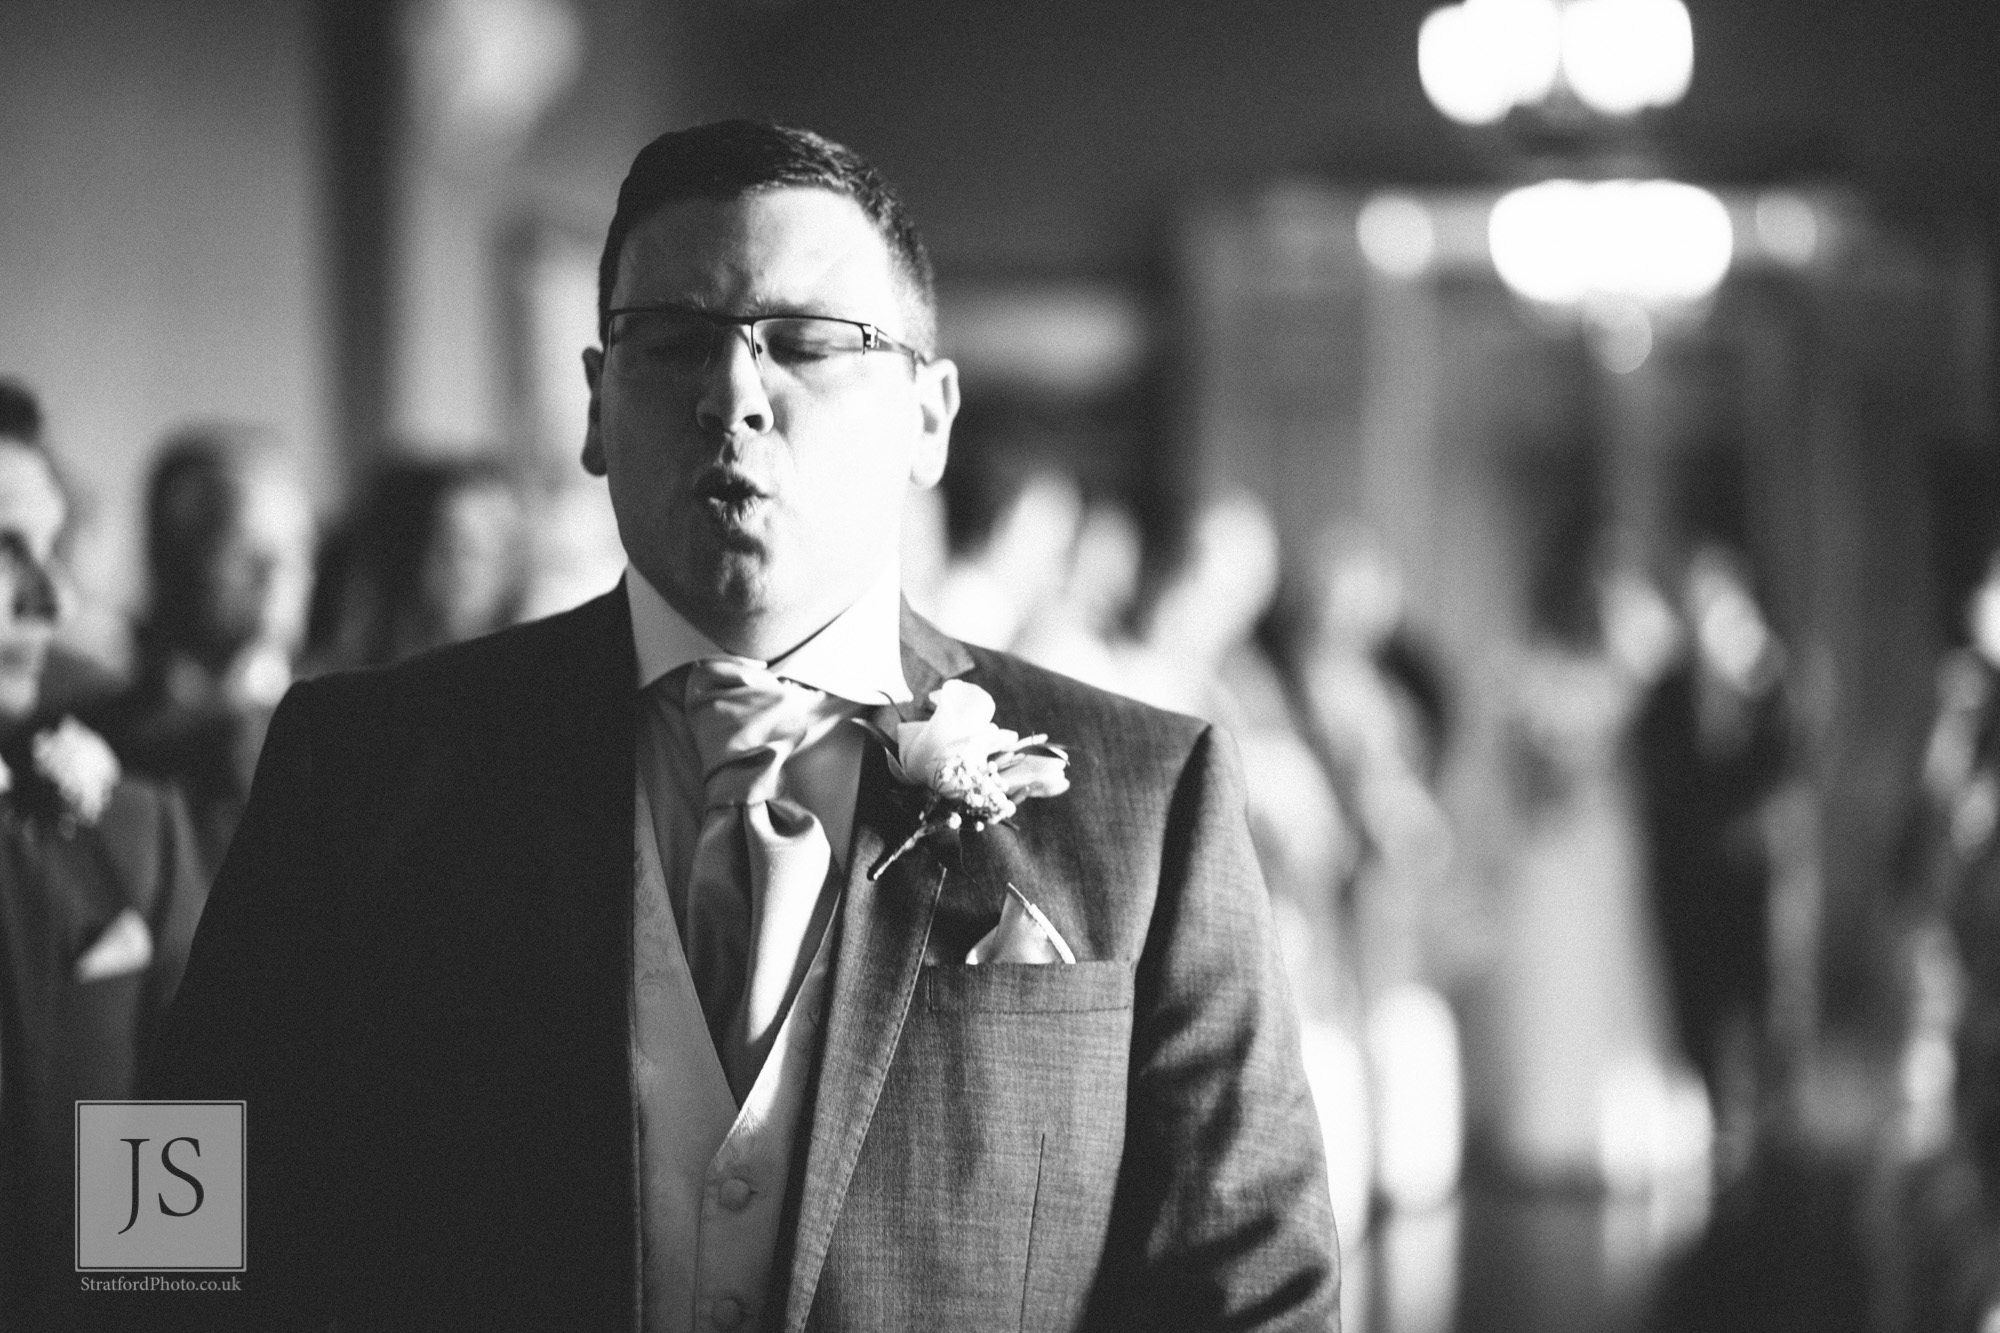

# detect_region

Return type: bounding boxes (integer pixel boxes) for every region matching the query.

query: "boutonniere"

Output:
[860,680,1070,880]
[0,716,122,830]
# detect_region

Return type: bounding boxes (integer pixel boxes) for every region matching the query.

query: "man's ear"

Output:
[908,356,958,490]
[580,345,607,476]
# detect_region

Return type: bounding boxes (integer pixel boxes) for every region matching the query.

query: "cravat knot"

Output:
[683,657,822,808]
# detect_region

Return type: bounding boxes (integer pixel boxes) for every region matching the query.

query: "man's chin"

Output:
[652,548,774,627]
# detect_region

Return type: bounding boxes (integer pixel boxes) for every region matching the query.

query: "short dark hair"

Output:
[598,120,937,352]
[310,454,520,670]
[144,424,290,584]
[0,379,45,447]
[0,379,69,505]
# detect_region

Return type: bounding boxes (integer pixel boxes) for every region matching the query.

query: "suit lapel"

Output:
[779,606,971,1331]
[896,601,974,710]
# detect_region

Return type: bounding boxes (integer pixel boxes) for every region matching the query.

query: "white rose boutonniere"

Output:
[32,716,122,827]
[861,680,1070,879]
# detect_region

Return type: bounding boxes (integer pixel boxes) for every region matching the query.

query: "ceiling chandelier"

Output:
[1486,179,1733,308]
[1413,0,1732,368]
[1418,0,1695,127]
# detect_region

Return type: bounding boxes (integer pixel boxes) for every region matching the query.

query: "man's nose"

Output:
[694,326,774,438]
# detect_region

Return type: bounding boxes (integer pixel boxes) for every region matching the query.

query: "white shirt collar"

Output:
[625,563,913,705]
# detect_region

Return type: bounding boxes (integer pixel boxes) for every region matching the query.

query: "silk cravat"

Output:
[680,658,836,1101]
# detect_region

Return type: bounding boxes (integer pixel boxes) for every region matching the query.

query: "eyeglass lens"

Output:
[609,311,875,382]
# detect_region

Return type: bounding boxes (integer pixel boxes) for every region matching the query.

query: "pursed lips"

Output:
[690,466,774,526]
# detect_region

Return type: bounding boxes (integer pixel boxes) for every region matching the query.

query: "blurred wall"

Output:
[323,0,736,618]
[352,0,728,464]
[2,0,1993,611]
[0,0,733,627]
[0,0,329,626]
[715,0,2000,283]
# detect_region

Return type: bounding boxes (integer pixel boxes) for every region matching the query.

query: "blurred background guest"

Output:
[1479,503,1708,1192]
[85,427,316,884]
[0,380,205,1331]
[308,453,524,671]
[1287,526,1465,1215]
[1012,495,1144,693]
[1882,549,2000,1332]
[930,399,1084,651]
[1634,542,1795,1172]
[1113,489,1377,1259]
[1113,494,1349,909]
[1115,490,1282,713]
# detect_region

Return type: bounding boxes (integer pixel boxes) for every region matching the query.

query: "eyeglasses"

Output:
[603,305,929,388]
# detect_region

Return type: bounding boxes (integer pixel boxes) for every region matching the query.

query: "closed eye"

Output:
[759,319,860,365]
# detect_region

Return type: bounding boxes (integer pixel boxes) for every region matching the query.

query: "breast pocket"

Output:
[918,959,1136,1015]
[903,959,1136,1144]
[832,961,1136,1329]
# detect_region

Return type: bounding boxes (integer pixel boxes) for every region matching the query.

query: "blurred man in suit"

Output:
[87,428,315,883]
[157,122,1338,1331]
[0,380,206,1330]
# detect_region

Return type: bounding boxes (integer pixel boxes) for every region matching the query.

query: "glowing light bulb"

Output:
[1488,179,1733,310]
[1475,0,1564,104]
[1419,0,1562,125]
[1560,0,1694,116]
[1488,180,1592,304]
[1420,5,1514,125]
[1615,180,1732,303]
[1754,191,1820,266]
[1357,194,1439,277]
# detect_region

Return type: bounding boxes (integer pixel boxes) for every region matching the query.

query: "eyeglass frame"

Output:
[601,303,933,384]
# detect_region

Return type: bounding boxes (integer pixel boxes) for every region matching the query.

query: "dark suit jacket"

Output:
[150,587,1339,1331]
[0,761,205,1330]
[82,677,274,892]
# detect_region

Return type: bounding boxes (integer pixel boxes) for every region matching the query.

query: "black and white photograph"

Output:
[2,1,1998,1329]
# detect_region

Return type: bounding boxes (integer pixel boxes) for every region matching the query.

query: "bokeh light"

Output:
[1559,0,1694,116]
[1489,179,1733,309]
[1419,0,1563,126]
[1754,191,1821,267]
[1357,193,1440,278]
[1420,0,1692,124]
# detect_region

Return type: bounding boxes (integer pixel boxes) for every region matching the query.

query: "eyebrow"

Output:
[640,294,845,320]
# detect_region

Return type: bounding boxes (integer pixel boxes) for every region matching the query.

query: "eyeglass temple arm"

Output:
[862,325,930,363]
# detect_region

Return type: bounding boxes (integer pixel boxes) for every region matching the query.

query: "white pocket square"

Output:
[965,884,1076,965]
[74,907,152,982]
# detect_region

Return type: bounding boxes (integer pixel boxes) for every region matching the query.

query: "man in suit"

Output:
[154,121,1338,1331]
[86,427,316,885]
[0,381,206,1330]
